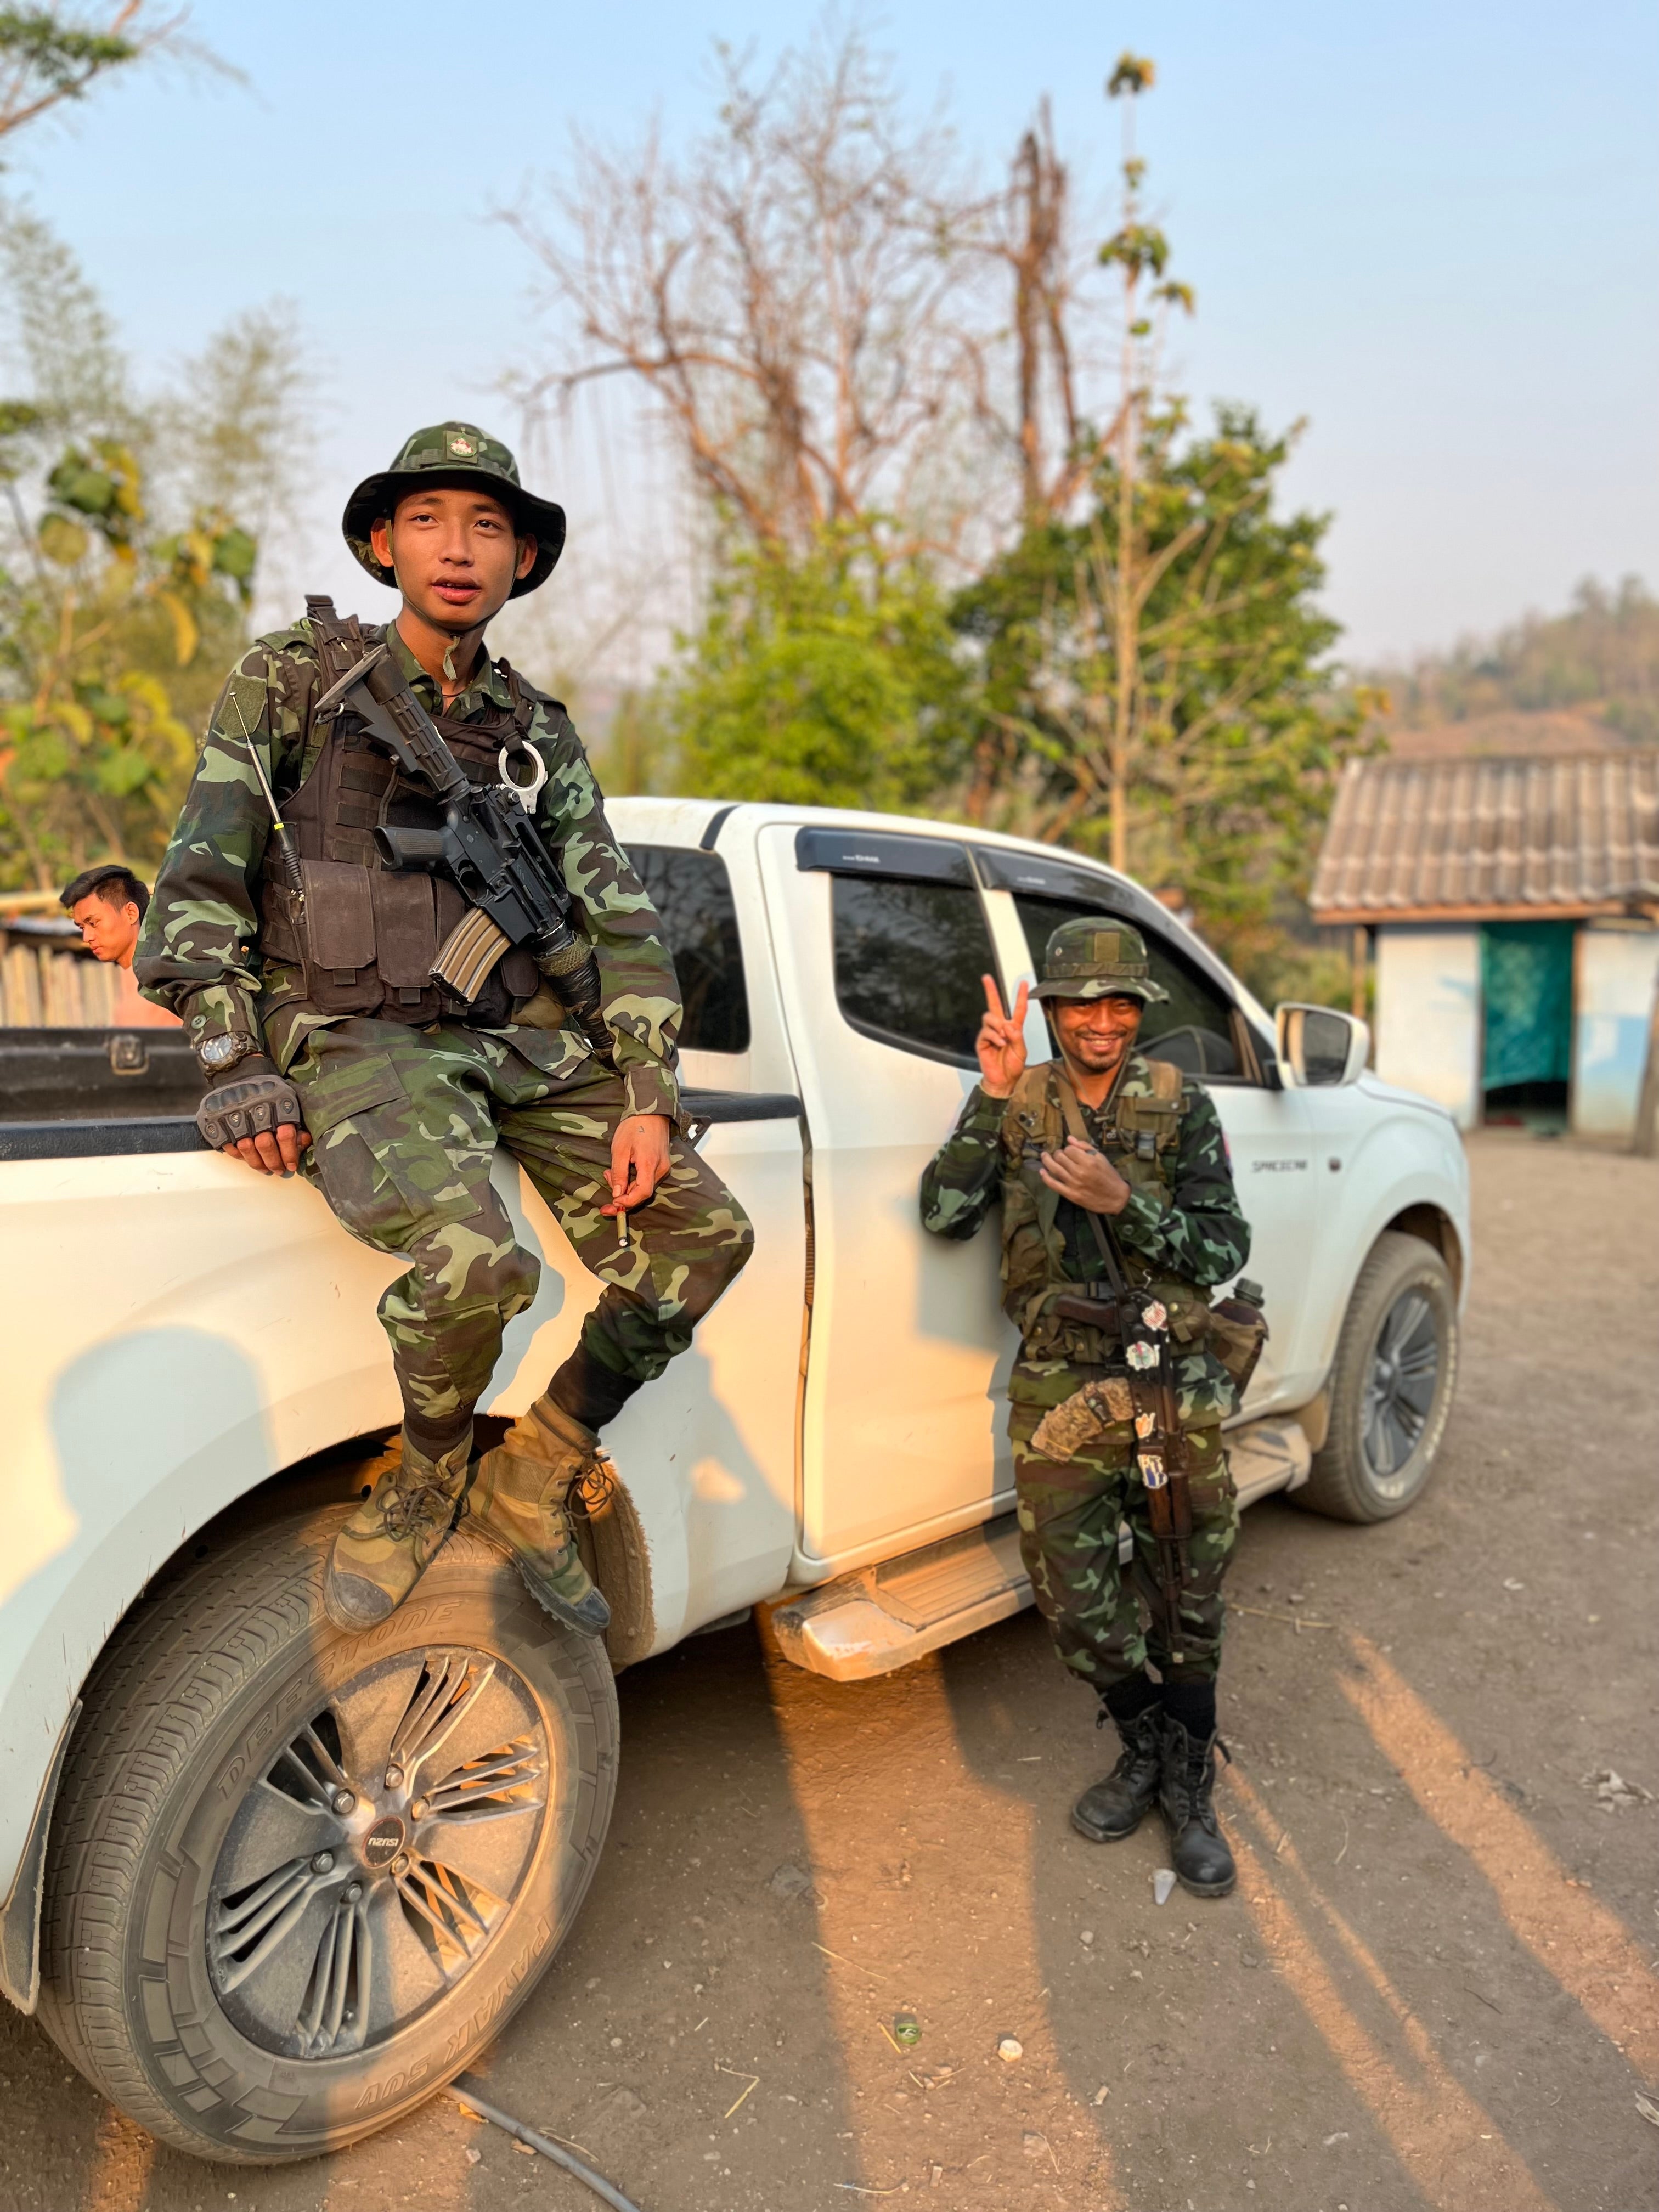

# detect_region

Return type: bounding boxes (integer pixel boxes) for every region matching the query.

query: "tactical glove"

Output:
[196,1054,306,1151]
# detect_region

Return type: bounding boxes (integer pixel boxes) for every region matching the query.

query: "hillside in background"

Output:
[1372,575,1659,756]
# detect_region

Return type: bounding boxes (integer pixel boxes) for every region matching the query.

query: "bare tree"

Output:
[962,101,1096,529]
[505,27,991,558]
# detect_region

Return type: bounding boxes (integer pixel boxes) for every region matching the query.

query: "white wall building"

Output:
[1312,752,1659,1137]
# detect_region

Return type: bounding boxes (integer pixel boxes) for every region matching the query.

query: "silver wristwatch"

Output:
[197,1031,258,1077]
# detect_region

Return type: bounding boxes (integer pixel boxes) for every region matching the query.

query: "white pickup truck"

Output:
[0,799,1469,2164]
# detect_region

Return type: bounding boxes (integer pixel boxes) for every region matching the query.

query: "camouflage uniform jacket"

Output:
[135,619,681,1121]
[919,1054,1252,1421]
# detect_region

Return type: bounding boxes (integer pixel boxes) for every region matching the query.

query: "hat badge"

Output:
[448,434,477,458]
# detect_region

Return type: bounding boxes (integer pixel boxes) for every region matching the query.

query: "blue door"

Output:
[1480,921,1575,1121]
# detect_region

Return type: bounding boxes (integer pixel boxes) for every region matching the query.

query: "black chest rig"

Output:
[258,597,546,1028]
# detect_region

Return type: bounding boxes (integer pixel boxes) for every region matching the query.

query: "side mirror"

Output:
[1275,1003,1370,1087]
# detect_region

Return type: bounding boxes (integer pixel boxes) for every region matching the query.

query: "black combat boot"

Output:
[1071,1705,1164,1842]
[1158,1717,1237,1897]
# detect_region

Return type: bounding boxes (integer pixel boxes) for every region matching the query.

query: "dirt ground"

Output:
[1,1128,1656,2212]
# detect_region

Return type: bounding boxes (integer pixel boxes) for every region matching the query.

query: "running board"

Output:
[1227,1415,1312,1506]
[766,1418,1312,1685]
[765,1515,1032,1683]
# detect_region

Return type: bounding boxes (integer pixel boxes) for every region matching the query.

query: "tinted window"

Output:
[1012,893,1240,1079]
[832,877,997,1066]
[628,847,751,1054]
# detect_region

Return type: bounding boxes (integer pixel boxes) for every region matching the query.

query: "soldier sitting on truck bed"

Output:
[136,420,753,1638]
[920,921,1252,1898]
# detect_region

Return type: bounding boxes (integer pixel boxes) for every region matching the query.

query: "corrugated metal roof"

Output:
[1310,752,1659,922]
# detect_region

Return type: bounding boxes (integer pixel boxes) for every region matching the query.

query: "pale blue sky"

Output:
[10,1,1656,670]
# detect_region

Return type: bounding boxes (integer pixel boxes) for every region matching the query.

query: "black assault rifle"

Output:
[311,644,615,1068]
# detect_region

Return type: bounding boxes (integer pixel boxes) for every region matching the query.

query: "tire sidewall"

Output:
[121,1528,616,2160]
[1326,1237,1458,1520]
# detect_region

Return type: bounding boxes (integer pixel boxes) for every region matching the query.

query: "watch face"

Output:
[200,1034,245,1071]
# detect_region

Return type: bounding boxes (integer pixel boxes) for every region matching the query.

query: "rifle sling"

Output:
[1053,1069,1132,1297]
[1054,1066,1194,1645]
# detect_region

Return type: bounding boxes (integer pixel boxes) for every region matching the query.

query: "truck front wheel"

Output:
[36,1508,618,2163]
[1296,1229,1459,1523]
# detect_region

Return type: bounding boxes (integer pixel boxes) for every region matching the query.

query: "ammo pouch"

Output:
[1205,1279,1269,1390]
[261,857,544,1019]
[263,859,436,1005]
[1030,1375,1134,1464]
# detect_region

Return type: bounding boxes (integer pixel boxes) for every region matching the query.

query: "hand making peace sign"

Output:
[975,974,1030,1099]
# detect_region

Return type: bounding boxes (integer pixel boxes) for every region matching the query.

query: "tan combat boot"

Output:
[323,1432,472,1632]
[468,1397,612,1636]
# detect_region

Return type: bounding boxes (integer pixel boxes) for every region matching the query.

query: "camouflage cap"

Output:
[341,421,566,598]
[1033,915,1169,1003]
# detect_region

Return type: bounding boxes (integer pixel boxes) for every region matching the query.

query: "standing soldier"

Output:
[920,920,1252,1897]
[137,421,753,1636]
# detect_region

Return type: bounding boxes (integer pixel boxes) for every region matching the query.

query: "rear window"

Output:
[627,847,751,1054]
[1012,893,1240,1079]
[832,877,996,1066]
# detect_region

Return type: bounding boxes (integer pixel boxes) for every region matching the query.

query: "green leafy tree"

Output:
[586,685,674,798]
[667,523,967,811]
[0,3,142,138]
[0,210,307,888]
[0,5,222,148]
[952,401,1373,964]
[0,428,257,886]
[946,56,1372,980]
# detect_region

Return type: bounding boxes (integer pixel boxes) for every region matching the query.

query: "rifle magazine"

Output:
[433,907,513,1002]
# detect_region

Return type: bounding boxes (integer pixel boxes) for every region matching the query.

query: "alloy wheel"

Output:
[207,1646,550,2059]
[1359,1288,1441,1496]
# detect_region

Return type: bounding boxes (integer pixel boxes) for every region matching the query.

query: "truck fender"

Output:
[1296,1117,1468,1390]
[0,1697,78,2015]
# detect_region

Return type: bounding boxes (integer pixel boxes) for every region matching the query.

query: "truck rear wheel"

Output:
[1296,1229,1459,1523]
[36,1506,617,2163]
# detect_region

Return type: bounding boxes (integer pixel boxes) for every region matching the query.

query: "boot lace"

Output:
[1166,1730,1231,1831]
[1104,1709,1161,1781]
[376,1471,460,1540]
[577,1454,617,1513]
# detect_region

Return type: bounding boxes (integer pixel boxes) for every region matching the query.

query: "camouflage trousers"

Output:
[1010,1360,1238,1689]
[290,1017,754,1436]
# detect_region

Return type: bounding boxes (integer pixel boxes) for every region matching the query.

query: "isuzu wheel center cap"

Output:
[360,1814,407,1872]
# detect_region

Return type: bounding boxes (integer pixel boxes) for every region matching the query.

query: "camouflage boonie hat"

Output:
[1034,916,1169,1003]
[342,421,566,599]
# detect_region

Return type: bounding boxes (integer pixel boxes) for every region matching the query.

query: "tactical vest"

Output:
[258,599,545,1028]
[998,1055,1211,1361]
